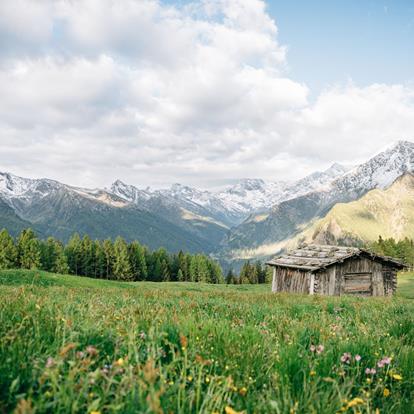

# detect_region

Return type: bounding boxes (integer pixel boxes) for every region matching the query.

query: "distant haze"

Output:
[0,0,413,189]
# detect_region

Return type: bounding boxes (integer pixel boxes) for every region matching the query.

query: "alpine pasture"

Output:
[1,270,413,413]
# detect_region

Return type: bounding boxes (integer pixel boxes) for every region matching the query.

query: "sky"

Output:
[0,0,413,189]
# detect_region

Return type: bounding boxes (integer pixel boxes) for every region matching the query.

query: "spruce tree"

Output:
[17,228,41,270]
[102,239,114,279]
[65,233,82,275]
[0,229,17,269]
[113,237,132,280]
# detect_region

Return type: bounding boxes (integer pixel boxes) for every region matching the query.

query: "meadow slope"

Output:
[0,270,413,413]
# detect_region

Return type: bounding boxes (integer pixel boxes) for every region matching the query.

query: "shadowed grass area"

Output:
[0,270,413,413]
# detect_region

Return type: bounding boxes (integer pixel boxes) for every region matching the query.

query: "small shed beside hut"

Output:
[266,244,405,296]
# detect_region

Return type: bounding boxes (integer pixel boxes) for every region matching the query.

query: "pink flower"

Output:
[45,357,55,368]
[355,355,361,362]
[316,345,324,354]
[377,360,385,368]
[310,345,316,352]
[340,352,352,363]
[365,368,376,375]
[86,346,98,356]
[382,357,391,365]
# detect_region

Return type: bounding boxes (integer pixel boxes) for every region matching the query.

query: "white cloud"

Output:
[0,0,413,189]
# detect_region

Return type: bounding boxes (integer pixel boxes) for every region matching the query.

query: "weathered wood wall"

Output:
[272,267,311,294]
[315,257,388,296]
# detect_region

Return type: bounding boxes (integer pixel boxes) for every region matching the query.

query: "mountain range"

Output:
[1,140,414,263]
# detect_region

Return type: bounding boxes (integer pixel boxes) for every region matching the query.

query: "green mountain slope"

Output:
[0,197,35,236]
[294,173,414,246]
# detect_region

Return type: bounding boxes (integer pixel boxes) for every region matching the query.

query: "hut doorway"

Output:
[343,272,372,296]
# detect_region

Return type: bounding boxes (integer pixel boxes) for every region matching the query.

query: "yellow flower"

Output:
[116,358,124,366]
[383,388,390,397]
[392,374,402,381]
[90,411,101,414]
[346,397,364,408]
[310,370,316,376]
[375,409,380,414]
[187,375,193,382]
[225,406,243,414]
[239,387,247,396]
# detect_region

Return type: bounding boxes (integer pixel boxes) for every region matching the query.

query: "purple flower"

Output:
[355,355,361,362]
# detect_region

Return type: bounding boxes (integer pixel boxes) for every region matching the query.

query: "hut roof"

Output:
[266,244,406,272]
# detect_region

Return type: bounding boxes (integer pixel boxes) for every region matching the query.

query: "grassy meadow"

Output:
[0,270,413,413]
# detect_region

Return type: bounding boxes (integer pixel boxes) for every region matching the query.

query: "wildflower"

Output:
[76,351,85,359]
[340,353,352,364]
[355,355,361,362]
[90,411,101,414]
[116,358,124,366]
[225,407,243,414]
[45,357,55,368]
[310,370,316,376]
[187,375,193,382]
[180,335,188,350]
[392,374,402,381]
[139,331,146,340]
[239,387,247,396]
[347,397,364,408]
[310,345,316,352]
[59,342,77,357]
[365,368,376,375]
[377,360,385,368]
[383,388,390,397]
[316,345,324,354]
[382,357,391,365]
[86,346,98,356]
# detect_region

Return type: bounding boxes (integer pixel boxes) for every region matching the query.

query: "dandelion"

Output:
[392,373,402,381]
[383,388,390,397]
[310,370,316,376]
[116,358,124,366]
[187,375,193,382]
[90,411,101,414]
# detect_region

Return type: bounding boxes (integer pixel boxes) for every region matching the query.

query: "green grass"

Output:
[1,270,413,413]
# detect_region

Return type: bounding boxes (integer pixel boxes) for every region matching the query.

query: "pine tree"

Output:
[81,235,95,277]
[17,228,41,270]
[113,236,132,280]
[65,233,82,275]
[177,268,184,281]
[102,239,114,279]
[226,269,235,284]
[0,229,17,269]
[128,241,148,281]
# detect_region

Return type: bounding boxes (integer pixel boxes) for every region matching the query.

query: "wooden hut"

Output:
[266,244,405,296]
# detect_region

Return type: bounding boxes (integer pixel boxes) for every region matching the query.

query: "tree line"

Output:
[0,228,224,283]
[369,236,414,270]
[226,260,271,284]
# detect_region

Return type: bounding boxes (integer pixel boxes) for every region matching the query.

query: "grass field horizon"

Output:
[1,270,413,413]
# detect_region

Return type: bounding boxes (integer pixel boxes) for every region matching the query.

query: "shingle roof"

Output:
[266,244,406,272]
